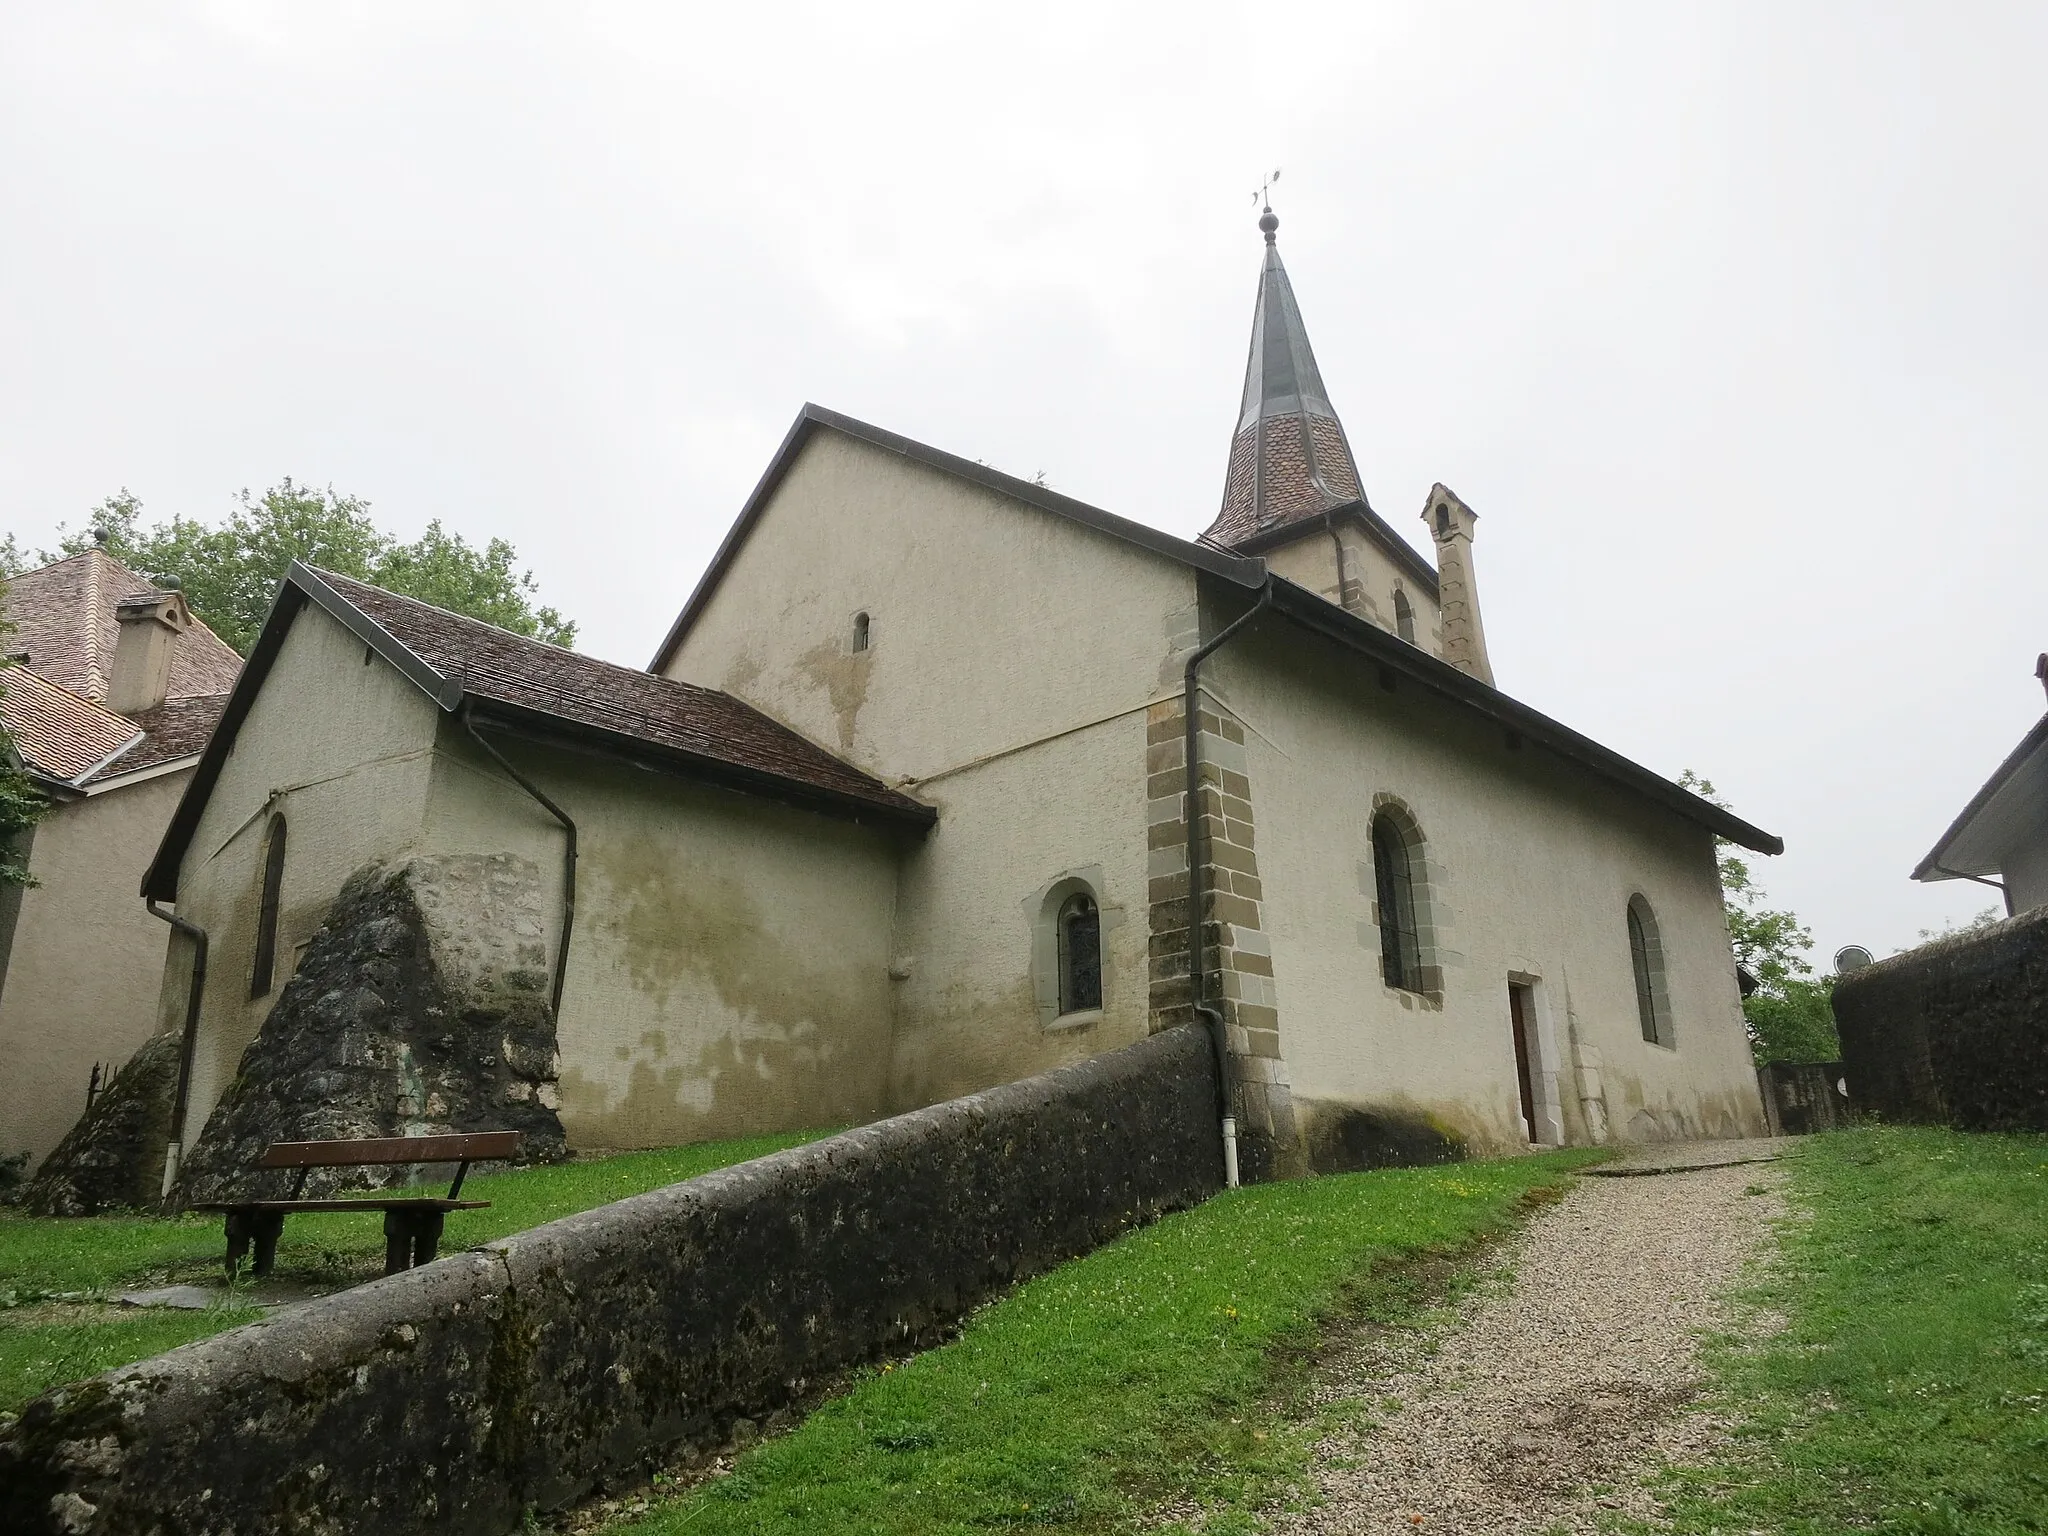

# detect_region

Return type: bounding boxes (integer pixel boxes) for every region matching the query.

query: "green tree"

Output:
[1680,770,1840,1065]
[0,575,50,887]
[50,482,575,655]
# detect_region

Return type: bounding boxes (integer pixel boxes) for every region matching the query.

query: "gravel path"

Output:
[1268,1150,1786,1536]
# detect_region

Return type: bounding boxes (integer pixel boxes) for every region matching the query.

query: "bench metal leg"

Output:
[251,1210,286,1278]
[224,1210,253,1280]
[381,1209,447,1275]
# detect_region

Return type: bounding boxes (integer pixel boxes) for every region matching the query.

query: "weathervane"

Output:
[1252,168,1281,241]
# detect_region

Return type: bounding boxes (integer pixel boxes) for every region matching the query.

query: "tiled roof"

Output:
[314,570,931,822]
[1202,215,1370,550]
[0,667,142,783]
[2,548,243,703]
[96,693,231,781]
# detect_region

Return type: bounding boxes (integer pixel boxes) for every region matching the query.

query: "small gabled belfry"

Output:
[1206,204,1368,546]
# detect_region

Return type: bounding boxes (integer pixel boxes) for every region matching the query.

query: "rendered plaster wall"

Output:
[1260,524,1442,654]
[2004,836,2048,914]
[170,603,441,1147]
[1211,622,1765,1159]
[0,1024,1221,1536]
[0,769,189,1169]
[663,431,1201,1115]
[419,724,904,1148]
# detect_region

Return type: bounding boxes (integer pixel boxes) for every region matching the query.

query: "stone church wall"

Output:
[1212,622,1765,1157]
[0,1024,1221,1536]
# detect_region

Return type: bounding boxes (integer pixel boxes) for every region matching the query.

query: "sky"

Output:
[3,2,2043,964]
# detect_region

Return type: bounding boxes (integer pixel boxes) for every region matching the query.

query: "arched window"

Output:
[250,814,287,998]
[1057,891,1102,1015]
[1627,895,1672,1047]
[1393,589,1416,645]
[851,611,871,653]
[1371,810,1423,991]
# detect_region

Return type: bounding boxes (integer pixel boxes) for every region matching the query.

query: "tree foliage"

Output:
[49,483,575,655]
[1679,770,1839,1065]
[0,575,50,887]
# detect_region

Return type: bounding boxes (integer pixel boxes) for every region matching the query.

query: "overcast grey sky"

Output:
[4,3,2043,963]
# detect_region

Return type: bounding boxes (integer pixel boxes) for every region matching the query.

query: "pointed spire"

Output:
[1203,206,1366,547]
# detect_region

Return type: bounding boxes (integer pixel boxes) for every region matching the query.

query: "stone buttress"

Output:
[1145,694,1302,1178]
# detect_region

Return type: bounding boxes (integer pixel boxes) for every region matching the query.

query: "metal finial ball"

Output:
[1258,207,1279,237]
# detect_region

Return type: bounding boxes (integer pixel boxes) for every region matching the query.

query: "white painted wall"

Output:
[1211,621,1765,1155]
[0,769,188,1168]
[171,602,442,1146]
[2003,836,2048,914]
[664,431,1197,1112]
[1261,521,1444,653]
[418,724,905,1147]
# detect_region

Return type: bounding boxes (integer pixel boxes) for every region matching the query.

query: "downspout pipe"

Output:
[463,706,578,1023]
[1184,579,1275,1190]
[147,898,207,1200]
[1928,862,2012,916]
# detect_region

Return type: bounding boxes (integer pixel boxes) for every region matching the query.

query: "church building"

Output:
[139,210,1778,1192]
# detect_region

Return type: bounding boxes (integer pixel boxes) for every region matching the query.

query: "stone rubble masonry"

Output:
[20,1029,181,1217]
[171,854,569,1207]
[1145,695,1302,1179]
[0,1023,1222,1536]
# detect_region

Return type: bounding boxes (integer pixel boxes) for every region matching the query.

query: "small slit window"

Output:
[1371,811,1423,992]
[1057,892,1102,1015]
[1627,895,1673,1047]
[1393,589,1416,644]
[251,814,287,998]
[850,611,871,653]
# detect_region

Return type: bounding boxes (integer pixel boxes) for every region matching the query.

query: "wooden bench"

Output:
[194,1131,521,1279]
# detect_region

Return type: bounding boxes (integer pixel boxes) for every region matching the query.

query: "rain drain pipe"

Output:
[1184,579,1274,1190]
[463,706,578,1023]
[147,899,207,1200]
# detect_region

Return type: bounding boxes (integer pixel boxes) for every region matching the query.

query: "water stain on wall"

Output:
[795,641,872,753]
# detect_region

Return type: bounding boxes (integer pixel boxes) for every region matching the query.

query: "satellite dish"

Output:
[1834,945,1874,975]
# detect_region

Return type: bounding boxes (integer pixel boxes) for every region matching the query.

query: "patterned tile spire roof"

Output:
[1203,206,1369,547]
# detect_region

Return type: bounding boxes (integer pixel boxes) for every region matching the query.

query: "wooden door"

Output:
[1509,983,1537,1144]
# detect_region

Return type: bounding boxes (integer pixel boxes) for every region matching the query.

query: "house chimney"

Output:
[1423,485,1493,686]
[107,590,191,716]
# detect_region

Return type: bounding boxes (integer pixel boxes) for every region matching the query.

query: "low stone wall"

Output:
[1756,1061,1850,1136]
[0,1023,1221,1536]
[1832,906,2048,1131]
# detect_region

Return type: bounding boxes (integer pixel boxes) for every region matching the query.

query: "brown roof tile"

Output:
[90,693,231,781]
[1,549,243,703]
[314,571,930,823]
[0,667,142,783]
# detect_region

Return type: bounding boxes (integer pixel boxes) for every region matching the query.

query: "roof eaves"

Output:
[1911,711,2048,881]
[1259,578,1784,855]
[289,563,465,711]
[649,403,1266,672]
[463,697,937,832]
[1227,501,1440,596]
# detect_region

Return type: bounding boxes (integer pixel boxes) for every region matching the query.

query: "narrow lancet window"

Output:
[1627,896,1671,1047]
[1057,892,1102,1014]
[851,611,871,652]
[251,814,287,998]
[1372,811,1423,991]
[1394,589,1416,645]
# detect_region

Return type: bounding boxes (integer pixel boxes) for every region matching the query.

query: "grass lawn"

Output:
[1651,1125,2048,1535]
[0,1128,828,1414]
[610,1148,1607,1536]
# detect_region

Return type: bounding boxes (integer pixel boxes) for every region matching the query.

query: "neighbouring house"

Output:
[0,549,241,1174]
[1911,654,2048,916]
[149,209,1778,1188]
